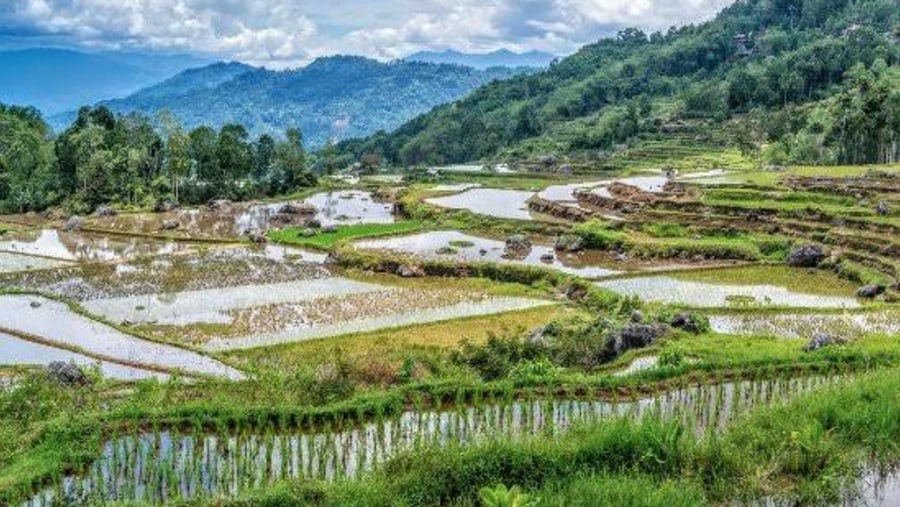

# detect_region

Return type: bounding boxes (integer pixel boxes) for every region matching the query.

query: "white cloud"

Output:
[1,0,736,66]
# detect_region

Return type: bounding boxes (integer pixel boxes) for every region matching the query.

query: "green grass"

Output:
[269,221,425,250]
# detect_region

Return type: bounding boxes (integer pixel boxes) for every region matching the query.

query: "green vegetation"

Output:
[336,0,900,169]
[268,221,425,250]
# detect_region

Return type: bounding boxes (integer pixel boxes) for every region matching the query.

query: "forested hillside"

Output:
[336,0,900,167]
[58,57,526,148]
[405,49,556,69]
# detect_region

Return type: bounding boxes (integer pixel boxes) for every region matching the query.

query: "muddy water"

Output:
[596,276,861,309]
[0,229,192,262]
[709,310,900,339]
[302,190,395,226]
[26,376,836,505]
[0,252,69,273]
[0,295,243,380]
[425,189,535,220]
[203,296,554,352]
[0,332,168,381]
[83,278,387,326]
[356,230,622,279]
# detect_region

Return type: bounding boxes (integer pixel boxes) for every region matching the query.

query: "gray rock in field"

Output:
[397,265,425,278]
[47,361,90,386]
[306,218,322,229]
[630,310,644,323]
[856,284,885,299]
[29,301,42,309]
[63,215,83,232]
[207,199,233,211]
[246,230,268,244]
[160,219,180,231]
[279,202,316,215]
[610,324,667,355]
[322,225,338,233]
[786,244,826,267]
[803,333,841,352]
[153,200,178,213]
[670,312,707,334]
[554,234,584,252]
[875,201,890,216]
[540,253,555,263]
[505,234,532,251]
[94,205,117,217]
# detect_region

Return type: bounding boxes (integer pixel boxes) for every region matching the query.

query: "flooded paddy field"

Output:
[0,295,242,379]
[596,265,863,309]
[26,376,836,505]
[709,309,900,339]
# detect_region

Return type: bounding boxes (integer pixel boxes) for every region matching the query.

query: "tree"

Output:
[163,121,191,203]
[274,128,307,189]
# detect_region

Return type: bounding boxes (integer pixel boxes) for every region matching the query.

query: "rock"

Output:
[803,333,843,352]
[540,253,555,263]
[153,201,178,213]
[207,199,233,211]
[609,324,667,356]
[554,234,584,252]
[539,154,557,166]
[670,312,707,334]
[279,202,317,215]
[94,205,117,217]
[479,249,488,256]
[29,301,42,309]
[875,201,890,216]
[322,225,338,233]
[505,234,532,251]
[558,164,573,174]
[246,230,268,244]
[856,284,885,299]
[786,244,826,268]
[47,361,90,386]
[161,219,180,231]
[397,265,425,278]
[63,216,83,232]
[436,246,457,255]
[306,218,322,229]
[630,310,644,323]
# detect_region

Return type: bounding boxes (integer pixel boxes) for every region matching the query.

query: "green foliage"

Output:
[269,221,425,250]
[479,484,537,507]
[571,220,628,249]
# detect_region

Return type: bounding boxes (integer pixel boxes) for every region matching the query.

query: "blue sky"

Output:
[0,0,735,68]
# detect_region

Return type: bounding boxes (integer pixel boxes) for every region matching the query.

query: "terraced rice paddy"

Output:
[356,230,622,278]
[709,310,900,339]
[0,295,242,379]
[425,189,535,220]
[302,190,395,226]
[26,376,836,505]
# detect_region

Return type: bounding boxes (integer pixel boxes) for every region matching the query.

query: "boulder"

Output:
[539,154,557,166]
[540,253,555,263]
[207,199,233,211]
[803,333,842,352]
[875,201,890,216]
[396,265,425,278]
[322,225,338,233]
[47,361,90,386]
[306,218,322,229]
[153,201,178,213]
[554,234,584,252]
[94,205,117,217]
[63,216,83,232]
[670,312,707,334]
[608,324,667,356]
[246,230,268,244]
[279,202,317,215]
[630,310,644,323]
[786,244,826,267]
[161,219,180,231]
[505,234,532,251]
[856,284,885,299]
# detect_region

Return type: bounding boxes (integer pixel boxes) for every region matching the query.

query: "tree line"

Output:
[0,105,317,214]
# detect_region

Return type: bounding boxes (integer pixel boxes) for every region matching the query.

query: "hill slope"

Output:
[337,0,900,168]
[405,49,556,69]
[63,56,527,147]
[0,49,209,115]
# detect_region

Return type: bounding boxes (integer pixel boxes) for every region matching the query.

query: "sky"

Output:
[0,0,736,68]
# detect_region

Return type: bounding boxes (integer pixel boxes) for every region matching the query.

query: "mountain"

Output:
[63,56,528,147]
[338,0,900,168]
[0,48,210,115]
[405,49,557,69]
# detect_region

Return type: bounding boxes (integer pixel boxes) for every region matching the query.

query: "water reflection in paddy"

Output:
[425,189,535,220]
[0,332,168,381]
[356,230,622,279]
[710,310,900,339]
[0,295,243,379]
[0,229,192,262]
[597,276,861,308]
[0,252,69,273]
[27,376,836,505]
[302,190,394,226]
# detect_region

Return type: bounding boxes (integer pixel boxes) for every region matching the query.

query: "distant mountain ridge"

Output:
[405,49,557,69]
[52,55,529,147]
[0,48,210,114]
